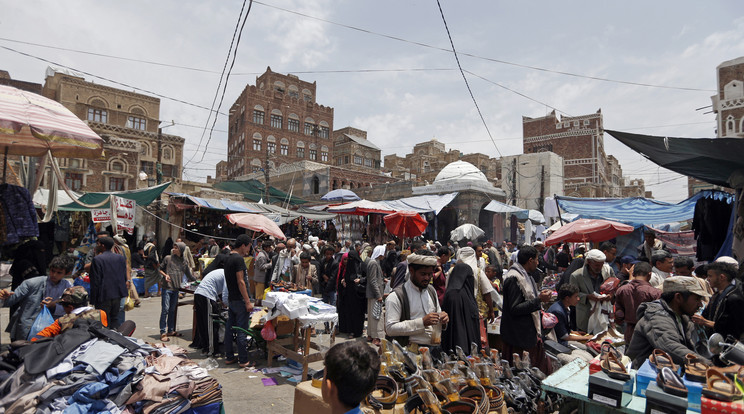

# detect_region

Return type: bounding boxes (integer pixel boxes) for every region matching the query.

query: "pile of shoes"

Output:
[365,339,561,414]
[682,352,743,402]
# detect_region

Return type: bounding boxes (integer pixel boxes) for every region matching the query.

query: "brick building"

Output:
[622,178,646,198]
[332,127,381,172]
[383,139,500,185]
[226,67,334,180]
[712,56,744,138]
[523,109,609,197]
[41,67,185,192]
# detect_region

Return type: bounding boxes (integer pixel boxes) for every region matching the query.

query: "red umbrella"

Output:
[384,211,428,239]
[544,219,633,246]
[227,213,286,240]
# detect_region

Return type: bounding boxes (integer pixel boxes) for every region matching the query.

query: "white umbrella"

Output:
[450,223,485,241]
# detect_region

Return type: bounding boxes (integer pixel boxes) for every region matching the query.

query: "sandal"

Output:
[657,366,687,398]
[160,333,170,342]
[702,368,743,402]
[685,353,709,383]
[650,349,677,372]
[167,331,183,337]
[601,352,630,381]
[599,341,623,362]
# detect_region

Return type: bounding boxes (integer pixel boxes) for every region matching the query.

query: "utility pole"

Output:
[157,127,163,184]
[511,158,517,206]
[539,164,545,212]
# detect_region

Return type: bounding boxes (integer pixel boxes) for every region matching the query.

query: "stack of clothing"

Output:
[0,321,223,414]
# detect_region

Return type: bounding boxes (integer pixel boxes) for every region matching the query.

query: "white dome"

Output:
[434,160,488,183]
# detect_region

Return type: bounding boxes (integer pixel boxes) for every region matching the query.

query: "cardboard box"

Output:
[701,396,744,414]
[645,381,688,414]
[588,370,634,408]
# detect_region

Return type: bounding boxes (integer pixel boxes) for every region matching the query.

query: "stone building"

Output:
[383,139,500,185]
[226,67,334,180]
[332,127,381,172]
[622,178,646,198]
[41,67,185,192]
[0,70,42,94]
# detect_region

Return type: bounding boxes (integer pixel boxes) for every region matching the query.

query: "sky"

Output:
[1,1,743,202]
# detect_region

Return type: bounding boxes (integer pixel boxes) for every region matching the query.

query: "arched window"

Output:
[296,141,305,158]
[87,98,108,123]
[727,116,736,136]
[273,81,286,93]
[312,176,320,194]
[140,142,150,156]
[288,113,300,132]
[109,159,127,173]
[280,138,289,155]
[288,85,299,98]
[302,88,312,102]
[129,106,147,116]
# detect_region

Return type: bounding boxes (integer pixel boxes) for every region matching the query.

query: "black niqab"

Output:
[441,263,481,354]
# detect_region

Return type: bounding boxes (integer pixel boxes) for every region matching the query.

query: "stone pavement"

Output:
[0,292,346,414]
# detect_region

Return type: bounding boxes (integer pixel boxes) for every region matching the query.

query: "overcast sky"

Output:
[2,1,743,202]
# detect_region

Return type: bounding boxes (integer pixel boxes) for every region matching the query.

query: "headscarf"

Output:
[457,247,480,277]
[336,252,349,291]
[371,245,387,261]
[445,263,477,309]
[407,253,438,266]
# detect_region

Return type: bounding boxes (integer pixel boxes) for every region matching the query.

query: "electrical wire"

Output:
[185,0,254,168]
[435,0,502,157]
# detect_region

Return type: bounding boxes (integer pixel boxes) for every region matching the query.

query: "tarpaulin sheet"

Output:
[379,192,458,215]
[483,200,544,223]
[59,182,171,211]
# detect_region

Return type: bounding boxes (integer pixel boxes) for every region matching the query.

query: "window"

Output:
[280,144,288,155]
[253,139,262,151]
[87,108,107,123]
[304,122,314,136]
[110,160,125,172]
[140,161,154,175]
[126,116,146,130]
[573,121,579,127]
[162,164,177,178]
[583,120,590,126]
[320,126,329,138]
[336,158,343,166]
[109,177,125,191]
[267,142,276,154]
[162,147,173,160]
[288,87,299,98]
[309,149,317,160]
[253,110,264,124]
[364,158,372,167]
[69,159,81,169]
[297,147,304,158]
[270,114,283,128]
[563,122,570,128]
[140,142,150,156]
[556,123,562,129]
[312,176,320,194]
[321,151,328,162]
[344,155,350,164]
[288,118,300,132]
[64,172,83,191]
[354,155,363,165]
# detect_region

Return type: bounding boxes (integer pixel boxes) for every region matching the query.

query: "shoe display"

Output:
[649,349,677,372]
[684,353,709,382]
[657,366,687,398]
[601,352,630,382]
[702,368,743,402]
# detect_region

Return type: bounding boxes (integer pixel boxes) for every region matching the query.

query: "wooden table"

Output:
[266,319,336,380]
[177,286,196,338]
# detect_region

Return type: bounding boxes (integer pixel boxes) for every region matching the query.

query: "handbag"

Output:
[372,300,383,320]
[124,292,135,312]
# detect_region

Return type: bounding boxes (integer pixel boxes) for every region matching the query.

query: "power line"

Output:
[0,45,228,117]
[185,0,254,167]
[435,0,502,157]
[251,0,715,93]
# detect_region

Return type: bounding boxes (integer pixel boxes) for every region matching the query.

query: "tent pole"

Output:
[554,195,562,225]
[2,147,7,184]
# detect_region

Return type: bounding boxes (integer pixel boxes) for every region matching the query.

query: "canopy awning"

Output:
[327,199,395,215]
[379,192,459,215]
[483,200,544,223]
[59,182,172,211]
[212,179,307,205]
[607,129,744,188]
[555,190,733,227]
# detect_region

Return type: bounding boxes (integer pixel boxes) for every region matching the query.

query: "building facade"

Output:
[499,152,564,211]
[226,67,334,180]
[523,109,609,197]
[41,68,185,192]
[712,56,744,138]
[332,127,381,172]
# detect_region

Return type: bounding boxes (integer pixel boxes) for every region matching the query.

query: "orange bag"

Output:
[261,320,277,341]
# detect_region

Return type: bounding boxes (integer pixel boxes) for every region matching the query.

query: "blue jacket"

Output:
[3,276,47,341]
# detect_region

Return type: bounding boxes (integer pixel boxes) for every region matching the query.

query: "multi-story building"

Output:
[226,67,334,180]
[383,139,500,185]
[606,155,624,198]
[332,127,381,172]
[523,109,609,197]
[41,67,184,192]
[712,56,744,138]
[622,178,646,198]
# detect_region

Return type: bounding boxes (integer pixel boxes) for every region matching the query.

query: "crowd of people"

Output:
[3,224,743,393]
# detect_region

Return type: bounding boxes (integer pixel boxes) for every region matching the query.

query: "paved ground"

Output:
[0,292,343,414]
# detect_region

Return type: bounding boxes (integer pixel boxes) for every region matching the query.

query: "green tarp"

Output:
[213,179,306,206]
[59,181,172,211]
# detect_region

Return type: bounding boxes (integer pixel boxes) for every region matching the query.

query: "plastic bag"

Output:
[28,306,55,340]
[587,301,611,334]
[261,319,277,341]
[372,300,383,320]
[124,293,135,312]
[541,311,558,329]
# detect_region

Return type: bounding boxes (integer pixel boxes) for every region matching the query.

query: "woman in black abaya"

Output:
[336,251,365,338]
[441,263,481,355]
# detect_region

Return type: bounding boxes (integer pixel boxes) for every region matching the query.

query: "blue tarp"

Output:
[555,190,734,227]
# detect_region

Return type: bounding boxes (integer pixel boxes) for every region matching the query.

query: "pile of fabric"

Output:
[0,320,222,414]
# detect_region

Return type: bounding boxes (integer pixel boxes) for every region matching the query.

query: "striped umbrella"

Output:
[0,85,103,158]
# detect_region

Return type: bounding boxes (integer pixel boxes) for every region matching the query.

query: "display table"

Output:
[542,358,697,414]
[267,319,335,380]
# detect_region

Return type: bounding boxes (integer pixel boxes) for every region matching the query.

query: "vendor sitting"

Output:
[626,276,711,369]
[32,286,107,340]
[547,284,592,346]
